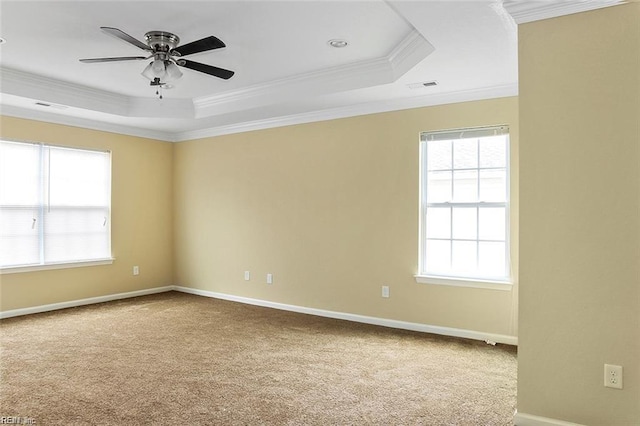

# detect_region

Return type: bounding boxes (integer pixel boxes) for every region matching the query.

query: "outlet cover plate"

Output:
[604,364,623,389]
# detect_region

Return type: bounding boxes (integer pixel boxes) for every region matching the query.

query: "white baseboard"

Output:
[514,412,585,426]
[1,284,518,346]
[173,285,518,346]
[0,286,174,319]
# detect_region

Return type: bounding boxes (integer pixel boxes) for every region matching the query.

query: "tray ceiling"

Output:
[0,1,623,141]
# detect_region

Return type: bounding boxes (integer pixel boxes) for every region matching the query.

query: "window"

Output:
[0,140,112,270]
[418,126,510,284]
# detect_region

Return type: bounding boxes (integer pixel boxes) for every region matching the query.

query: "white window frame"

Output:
[416,125,512,290]
[0,140,113,274]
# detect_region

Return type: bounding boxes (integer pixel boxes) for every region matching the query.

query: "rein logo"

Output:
[0,417,36,425]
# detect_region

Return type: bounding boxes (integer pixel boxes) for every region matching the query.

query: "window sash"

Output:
[0,140,111,269]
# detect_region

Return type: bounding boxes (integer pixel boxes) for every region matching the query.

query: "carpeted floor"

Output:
[0,291,517,425]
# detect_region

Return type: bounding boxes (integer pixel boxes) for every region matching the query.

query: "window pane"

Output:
[479,207,506,241]
[427,140,451,171]
[452,170,478,202]
[426,207,450,239]
[479,135,506,168]
[44,207,110,263]
[425,239,451,275]
[451,241,477,276]
[453,138,478,169]
[427,171,452,202]
[49,147,110,207]
[0,207,40,267]
[479,242,506,277]
[0,141,40,206]
[479,169,506,202]
[452,207,477,240]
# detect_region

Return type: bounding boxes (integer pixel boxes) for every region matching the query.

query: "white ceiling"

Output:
[0,0,624,142]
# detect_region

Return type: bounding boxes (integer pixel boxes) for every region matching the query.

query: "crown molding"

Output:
[1,67,196,120]
[193,57,391,116]
[503,0,626,24]
[2,81,517,143]
[0,104,175,142]
[175,83,518,142]
[388,29,435,80]
[1,67,129,115]
[193,29,434,117]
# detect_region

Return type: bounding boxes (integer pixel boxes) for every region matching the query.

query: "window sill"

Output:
[0,258,115,274]
[414,275,513,291]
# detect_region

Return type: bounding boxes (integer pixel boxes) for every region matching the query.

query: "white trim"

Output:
[0,67,128,115]
[514,412,585,426]
[0,258,114,275]
[173,286,518,345]
[0,104,175,142]
[175,84,518,141]
[415,275,513,291]
[2,80,516,143]
[503,0,625,24]
[0,286,173,319]
[0,284,518,345]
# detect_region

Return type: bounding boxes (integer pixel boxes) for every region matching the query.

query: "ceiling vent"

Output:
[35,101,68,110]
[407,81,438,89]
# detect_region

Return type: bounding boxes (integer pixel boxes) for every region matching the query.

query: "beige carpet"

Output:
[0,291,517,425]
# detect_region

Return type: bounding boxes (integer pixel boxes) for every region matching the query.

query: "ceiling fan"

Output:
[80,27,234,90]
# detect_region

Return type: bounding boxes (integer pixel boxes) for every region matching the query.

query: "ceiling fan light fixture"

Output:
[165,61,183,82]
[151,59,167,78]
[141,62,156,81]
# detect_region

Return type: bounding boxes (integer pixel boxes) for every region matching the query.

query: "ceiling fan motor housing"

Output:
[145,31,181,53]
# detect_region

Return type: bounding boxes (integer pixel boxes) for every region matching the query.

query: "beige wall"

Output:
[0,116,174,311]
[518,3,640,424]
[174,97,519,337]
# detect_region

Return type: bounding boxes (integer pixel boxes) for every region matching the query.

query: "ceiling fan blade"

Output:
[100,27,151,51]
[80,56,147,63]
[177,59,234,80]
[172,36,226,57]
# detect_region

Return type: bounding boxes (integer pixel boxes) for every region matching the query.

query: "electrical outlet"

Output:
[267,273,273,284]
[133,266,139,276]
[244,271,250,281]
[382,285,390,298]
[604,364,623,389]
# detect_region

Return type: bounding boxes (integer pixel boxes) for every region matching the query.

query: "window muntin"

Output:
[419,126,510,282]
[0,140,111,269]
